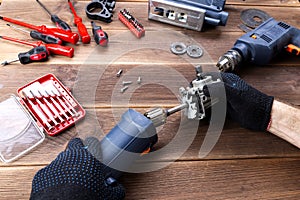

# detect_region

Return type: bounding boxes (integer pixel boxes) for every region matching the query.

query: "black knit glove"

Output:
[30,138,125,200]
[203,72,274,131]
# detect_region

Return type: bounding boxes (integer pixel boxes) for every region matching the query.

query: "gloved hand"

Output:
[30,138,125,200]
[203,72,274,131]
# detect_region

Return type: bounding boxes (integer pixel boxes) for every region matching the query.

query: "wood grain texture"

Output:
[0,0,300,199]
[69,0,300,7]
[1,158,300,200]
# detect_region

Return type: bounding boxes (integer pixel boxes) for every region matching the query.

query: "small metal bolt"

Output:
[122,81,132,86]
[116,69,123,77]
[137,76,141,84]
[120,86,129,93]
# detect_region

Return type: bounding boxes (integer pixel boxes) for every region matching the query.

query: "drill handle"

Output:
[286,28,300,56]
[291,29,300,47]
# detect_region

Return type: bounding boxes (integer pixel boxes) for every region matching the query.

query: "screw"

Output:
[116,69,123,77]
[120,86,129,93]
[122,81,132,86]
[137,76,142,84]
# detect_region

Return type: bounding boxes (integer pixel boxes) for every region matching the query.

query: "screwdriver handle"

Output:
[44,43,74,58]
[18,46,49,64]
[91,21,108,46]
[38,26,79,44]
[30,30,62,44]
[0,16,79,44]
[50,15,72,32]
[36,0,71,31]
[76,21,91,44]
[68,0,90,44]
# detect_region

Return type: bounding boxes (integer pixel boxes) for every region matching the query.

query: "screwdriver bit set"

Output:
[17,74,85,136]
[0,74,85,162]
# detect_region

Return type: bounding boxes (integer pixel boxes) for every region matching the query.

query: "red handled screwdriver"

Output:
[1,46,49,66]
[91,21,108,46]
[0,16,79,44]
[6,24,62,44]
[68,0,91,44]
[36,0,71,32]
[0,35,74,57]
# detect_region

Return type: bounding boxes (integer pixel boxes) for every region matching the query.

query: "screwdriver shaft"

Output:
[56,94,76,117]
[30,90,58,126]
[21,91,54,131]
[1,59,19,66]
[38,90,64,123]
[36,0,52,16]
[53,89,79,117]
[45,90,70,120]
[61,95,79,117]
[166,104,188,116]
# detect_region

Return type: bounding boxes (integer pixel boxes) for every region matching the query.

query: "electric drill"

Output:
[216,18,300,72]
[90,69,220,184]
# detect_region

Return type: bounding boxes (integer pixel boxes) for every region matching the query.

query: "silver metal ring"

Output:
[170,42,187,55]
[186,45,203,58]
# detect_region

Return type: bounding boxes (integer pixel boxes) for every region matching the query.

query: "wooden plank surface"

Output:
[1,158,300,200]
[0,0,300,199]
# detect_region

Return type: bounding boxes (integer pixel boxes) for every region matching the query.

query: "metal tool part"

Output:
[85,0,116,23]
[216,49,242,72]
[120,86,129,93]
[144,104,187,127]
[144,107,167,127]
[45,90,70,120]
[51,89,77,117]
[37,90,64,123]
[170,42,186,55]
[119,9,145,38]
[148,0,228,31]
[145,69,220,126]
[122,81,132,86]
[116,69,123,77]
[21,91,54,131]
[137,76,142,84]
[1,59,19,66]
[186,45,203,58]
[166,104,188,116]
[29,90,59,126]
[179,73,220,120]
[240,9,271,29]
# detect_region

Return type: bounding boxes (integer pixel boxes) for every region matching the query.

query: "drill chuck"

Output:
[144,108,167,127]
[216,49,242,72]
[144,104,188,127]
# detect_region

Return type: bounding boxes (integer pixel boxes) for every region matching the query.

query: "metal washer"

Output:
[170,42,187,55]
[186,45,203,58]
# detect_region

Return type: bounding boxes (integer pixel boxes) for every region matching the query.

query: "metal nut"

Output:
[186,45,203,58]
[170,42,187,55]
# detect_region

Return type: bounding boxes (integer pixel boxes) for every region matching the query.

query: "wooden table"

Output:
[0,0,300,199]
